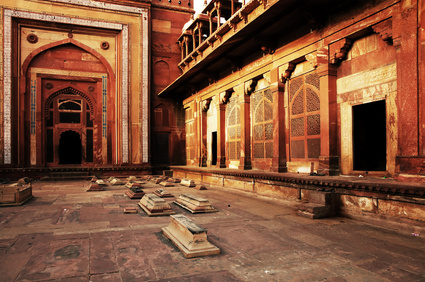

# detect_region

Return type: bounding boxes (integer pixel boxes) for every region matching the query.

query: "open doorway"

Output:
[59,130,82,164]
[353,100,386,171]
[211,131,217,166]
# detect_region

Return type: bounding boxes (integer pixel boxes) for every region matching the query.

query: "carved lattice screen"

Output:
[289,71,320,160]
[185,107,195,162]
[226,97,241,161]
[251,88,273,159]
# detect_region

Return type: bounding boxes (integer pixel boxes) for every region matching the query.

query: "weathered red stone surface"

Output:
[0,180,424,281]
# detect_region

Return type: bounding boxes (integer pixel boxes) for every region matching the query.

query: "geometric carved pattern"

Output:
[289,76,303,101]
[44,87,95,119]
[251,87,273,159]
[289,71,321,160]
[307,138,321,159]
[226,97,241,161]
[305,72,320,90]
[307,114,320,136]
[185,107,195,162]
[291,117,304,137]
[291,140,305,159]
[292,92,304,115]
[306,88,320,112]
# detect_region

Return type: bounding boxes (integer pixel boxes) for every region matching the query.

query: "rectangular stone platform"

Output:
[154,189,173,198]
[159,181,174,187]
[162,214,220,258]
[138,193,175,216]
[87,182,104,192]
[125,187,145,199]
[174,193,217,213]
[109,177,126,185]
[180,178,195,187]
[0,183,32,206]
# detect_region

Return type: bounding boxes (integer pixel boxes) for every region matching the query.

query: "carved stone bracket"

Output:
[330,38,353,65]
[280,63,295,83]
[372,19,393,44]
[244,79,258,95]
[202,97,212,112]
[305,53,318,69]
[221,89,233,104]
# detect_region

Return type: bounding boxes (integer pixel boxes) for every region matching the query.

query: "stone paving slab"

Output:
[0,180,424,281]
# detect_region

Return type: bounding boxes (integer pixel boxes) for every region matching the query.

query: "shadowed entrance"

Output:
[59,131,82,164]
[353,100,386,171]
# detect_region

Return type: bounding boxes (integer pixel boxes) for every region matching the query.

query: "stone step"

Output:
[297,202,335,219]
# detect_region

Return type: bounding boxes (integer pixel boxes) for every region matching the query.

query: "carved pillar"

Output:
[200,98,211,167]
[238,80,256,170]
[193,100,200,167]
[317,52,339,175]
[216,99,226,168]
[270,67,287,172]
[393,1,420,174]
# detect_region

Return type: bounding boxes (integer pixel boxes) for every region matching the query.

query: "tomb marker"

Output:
[162,214,220,258]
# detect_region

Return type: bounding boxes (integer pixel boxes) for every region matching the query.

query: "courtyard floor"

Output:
[0,179,424,281]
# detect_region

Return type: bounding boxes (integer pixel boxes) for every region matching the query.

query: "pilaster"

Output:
[270,67,287,172]
[216,100,226,168]
[317,61,339,175]
[238,80,256,170]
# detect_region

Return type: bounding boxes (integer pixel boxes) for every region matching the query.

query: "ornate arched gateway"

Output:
[24,42,113,167]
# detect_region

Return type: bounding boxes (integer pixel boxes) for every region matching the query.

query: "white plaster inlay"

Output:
[142,10,149,163]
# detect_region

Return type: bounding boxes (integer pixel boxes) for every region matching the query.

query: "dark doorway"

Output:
[211,131,217,166]
[59,131,82,164]
[152,133,170,164]
[353,100,386,171]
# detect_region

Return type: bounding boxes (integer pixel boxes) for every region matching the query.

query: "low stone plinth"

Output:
[174,193,217,213]
[0,183,32,206]
[96,179,107,186]
[109,177,126,185]
[180,178,195,187]
[123,207,138,214]
[160,181,174,187]
[154,189,173,198]
[194,185,207,190]
[125,187,145,199]
[125,182,142,189]
[138,193,175,216]
[87,182,104,192]
[167,178,181,183]
[127,176,138,183]
[162,214,220,258]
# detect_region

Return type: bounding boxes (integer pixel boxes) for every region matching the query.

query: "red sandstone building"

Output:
[0,0,192,175]
[160,0,425,181]
[1,0,425,181]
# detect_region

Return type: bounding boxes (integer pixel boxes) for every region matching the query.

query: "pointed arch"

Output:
[44,87,95,119]
[22,38,115,80]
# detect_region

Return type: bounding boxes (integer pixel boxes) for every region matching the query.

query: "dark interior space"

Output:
[353,100,386,171]
[212,131,217,166]
[152,133,170,164]
[59,130,82,164]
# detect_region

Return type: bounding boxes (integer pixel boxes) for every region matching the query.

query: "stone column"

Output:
[238,80,256,170]
[270,67,287,172]
[216,100,226,168]
[193,100,200,167]
[317,55,339,175]
[393,0,422,174]
[199,98,211,167]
